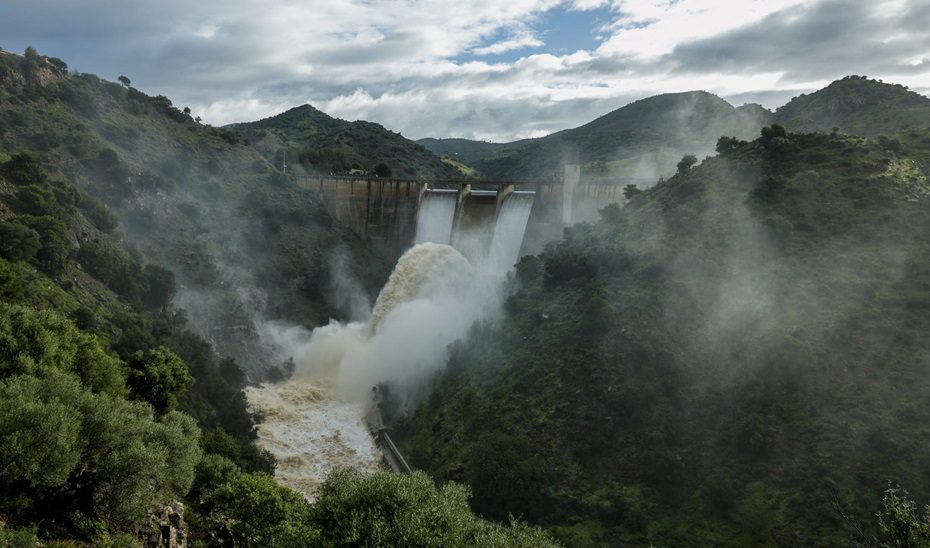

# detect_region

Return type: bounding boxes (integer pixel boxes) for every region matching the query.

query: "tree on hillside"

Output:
[144,264,177,312]
[623,184,643,200]
[2,152,48,186]
[311,469,559,547]
[677,154,698,174]
[760,124,787,143]
[716,136,743,155]
[23,46,38,65]
[0,302,126,396]
[875,486,930,547]
[0,221,41,261]
[599,202,623,224]
[118,75,131,88]
[373,162,392,177]
[877,135,904,155]
[0,372,83,489]
[126,346,193,414]
[0,370,201,530]
[47,57,67,75]
[208,472,316,546]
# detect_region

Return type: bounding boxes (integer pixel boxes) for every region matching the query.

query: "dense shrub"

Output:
[311,469,559,547]
[79,196,119,233]
[208,472,316,546]
[20,215,71,274]
[201,429,275,475]
[1,152,47,186]
[875,487,930,547]
[0,302,125,396]
[0,369,201,530]
[0,221,41,261]
[126,346,192,414]
[59,79,99,118]
[77,240,149,303]
[143,264,176,311]
[15,184,57,216]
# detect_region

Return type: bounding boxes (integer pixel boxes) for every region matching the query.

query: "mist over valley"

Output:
[2,2,930,545]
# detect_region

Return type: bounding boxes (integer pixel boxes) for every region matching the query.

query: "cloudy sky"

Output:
[2,0,928,141]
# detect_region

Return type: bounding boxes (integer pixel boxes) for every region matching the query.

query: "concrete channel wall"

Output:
[364,399,412,474]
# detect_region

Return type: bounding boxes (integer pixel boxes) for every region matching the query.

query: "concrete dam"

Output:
[293,165,622,261]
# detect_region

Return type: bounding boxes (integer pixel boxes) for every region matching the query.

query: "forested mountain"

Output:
[0,48,555,546]
[0,48,392,375]
[230,104,459,179]
[420,91,771,182]
[416,137,536,173]
[774,75,930,137]
[397,125,930,546]
[418,77,930,186]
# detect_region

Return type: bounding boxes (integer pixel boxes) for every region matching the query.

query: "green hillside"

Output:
[231,104,459,179]
[396,126,930,546]
[419,78,930,187]
[774,75,930,137]
[417,137,535,172]
[0,48,556,546]
[421,91,771,183]
[0,49,393,374]
[0,101,275,544]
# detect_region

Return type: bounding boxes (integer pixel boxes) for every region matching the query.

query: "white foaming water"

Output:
[415,189,458,245]
[245,381,380,499]
[486,191,535,276]
[247,243,483,499]
[370,242,474,334]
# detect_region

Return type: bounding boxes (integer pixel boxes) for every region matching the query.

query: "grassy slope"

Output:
[0,53,390,374]
[397,128,930,546]
[231,105,459,179]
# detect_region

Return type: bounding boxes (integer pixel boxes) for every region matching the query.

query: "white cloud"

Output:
[471,31,545,56]
[1,0,928,141]
[569,0,612,10]
[599,0,808,58]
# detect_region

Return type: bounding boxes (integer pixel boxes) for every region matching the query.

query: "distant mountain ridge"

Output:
[230,105,458,179]
[418,77,930,183]
[773,75,930,137]
[421,90,770,182]
[415,137,535,170]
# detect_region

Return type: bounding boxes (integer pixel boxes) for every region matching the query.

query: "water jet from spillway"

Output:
[486,191,535,276]
[415,189,458,245]
[370,242,474,334]
[246,243,481,499]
